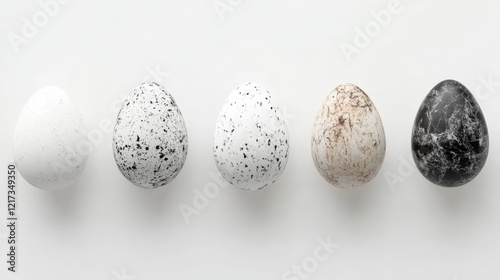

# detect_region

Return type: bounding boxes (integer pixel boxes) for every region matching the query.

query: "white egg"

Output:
[112,82,188,189]
[311,83,386,189]
[13,86,89,190]
[213,82,289,191]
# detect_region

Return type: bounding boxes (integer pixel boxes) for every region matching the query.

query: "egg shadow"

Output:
[233,182,281,219]
[120,176,183,220]
[427,173,489,216]
[410,171,491,246]
[229,171,295,230]
[42,177,87,225]
[323,180,379,216]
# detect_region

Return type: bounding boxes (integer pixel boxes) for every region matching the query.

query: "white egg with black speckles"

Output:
[13,86,88,191]
[311,83,386,189]
[213,82,289,191]
[113,82,188,189]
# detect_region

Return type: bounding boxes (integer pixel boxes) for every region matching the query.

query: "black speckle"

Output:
[136,135,140,142]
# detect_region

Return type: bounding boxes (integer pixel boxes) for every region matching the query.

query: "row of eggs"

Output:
[13,80,489,191]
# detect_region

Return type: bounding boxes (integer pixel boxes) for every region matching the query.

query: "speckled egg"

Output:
[213,82,289,191]
[411,79,489,187]
[311,83,386,189]
[112,82,188,189]
[13,86,88,190]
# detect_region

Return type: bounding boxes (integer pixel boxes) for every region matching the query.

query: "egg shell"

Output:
[411,79,489,187]
[13,86,88,190]
[213,82,289,191]
[112,82,188,189]
[311,83,386,189]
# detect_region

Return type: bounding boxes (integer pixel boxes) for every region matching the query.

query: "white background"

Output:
[1,0,500,279]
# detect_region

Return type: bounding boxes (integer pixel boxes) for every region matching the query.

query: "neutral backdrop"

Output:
[1,0,500,279]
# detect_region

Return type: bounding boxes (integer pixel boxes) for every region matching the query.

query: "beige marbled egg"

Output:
[311,84,386,189]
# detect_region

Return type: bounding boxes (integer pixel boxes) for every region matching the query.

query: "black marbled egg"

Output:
[113,82,188,189]
[411,79,489,187]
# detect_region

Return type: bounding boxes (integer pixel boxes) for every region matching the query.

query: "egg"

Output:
[13,86,88,190]
[213,82,289,191]
[112,82,188,189]
[411,79,489,187]
[311,83,386,189]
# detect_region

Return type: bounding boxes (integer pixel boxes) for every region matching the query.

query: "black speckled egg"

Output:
[113,82,188,189]
[213,82,289,191]
[411,79,489,187]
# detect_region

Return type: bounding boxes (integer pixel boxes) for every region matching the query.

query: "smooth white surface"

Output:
[1,0,500,279]
[13,86,88,190]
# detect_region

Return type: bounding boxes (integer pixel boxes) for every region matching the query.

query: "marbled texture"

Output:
[113,82,188,189]
[411,79,489,187]
[311,83,386,189]
[213,82,289,191]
